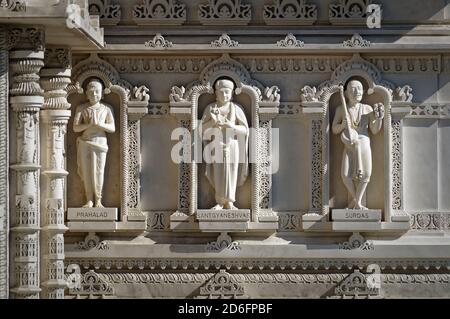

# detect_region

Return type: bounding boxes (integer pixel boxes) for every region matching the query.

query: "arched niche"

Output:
[312,54,395,222]
[169,54,280,227]
[66,54,148,221]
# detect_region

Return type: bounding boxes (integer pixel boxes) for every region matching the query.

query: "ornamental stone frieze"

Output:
[1,0,450,300]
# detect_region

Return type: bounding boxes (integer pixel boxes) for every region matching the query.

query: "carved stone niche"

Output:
[66,54,149,234]
[169,54,280,234]
[301,54,412,233]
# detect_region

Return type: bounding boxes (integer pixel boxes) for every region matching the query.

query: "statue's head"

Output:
[345,80,364,103]
[214,78,234,104]
[86,79,103,105]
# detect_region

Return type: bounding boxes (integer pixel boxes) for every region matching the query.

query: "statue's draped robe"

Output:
[200,102,249,205]
[343,103,374,183]
[76,103,114,199]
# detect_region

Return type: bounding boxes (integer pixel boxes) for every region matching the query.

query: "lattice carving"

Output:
[199,0,251,25]
[264,0,317,25]
[133,0,186,25]
[88,0,121,25]
[198,270,246,299]
[276,33,304,48]
[329,0,379,25]
[311,120,322,211]
[343,33,371,47]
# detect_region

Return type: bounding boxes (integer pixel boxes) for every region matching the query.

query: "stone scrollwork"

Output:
[391,120,402,211]
[300,85,319,102]
[339,233,374,250]
[68,270,115,299]
[276,33,304,48]
[0,0,25,12]
[329,0,379,25]
[131,86,150,103]
[169,86,188,103]
[75,233,111,250]
[133,0,186,25]
[264,0,317,25]
[199,0,251,25]
[334,269,380,298]
[197,270,247,299]
[205,232,241,251]
[394,85,413,103]
[144,33,173,48]
[88,0,121,26]
[211,33,239,48]
[343,33,371,48]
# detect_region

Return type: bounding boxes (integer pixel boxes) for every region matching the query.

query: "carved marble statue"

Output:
[332,80,384,210]
[73,79,116,208]
[200,78,249,210]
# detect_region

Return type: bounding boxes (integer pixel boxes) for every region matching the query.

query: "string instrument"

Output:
[338,84,359,147]
[338,84,363,179]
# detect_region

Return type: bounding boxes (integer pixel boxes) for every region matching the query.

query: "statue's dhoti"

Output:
[209,140,239,205]
[77,137,108,201]
[343,135,372,183]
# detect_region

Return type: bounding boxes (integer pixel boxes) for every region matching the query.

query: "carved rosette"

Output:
[264,0,317,25]
[133,0,186,25]
[9,49,45,299]
[199,0,251,25]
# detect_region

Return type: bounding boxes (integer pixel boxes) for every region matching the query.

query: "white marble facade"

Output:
[0,0,450,299]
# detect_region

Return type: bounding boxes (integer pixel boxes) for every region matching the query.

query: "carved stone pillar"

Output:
[39,47,71,299]
[9,49,45,298]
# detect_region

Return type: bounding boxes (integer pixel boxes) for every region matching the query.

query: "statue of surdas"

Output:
[332,80,385,210]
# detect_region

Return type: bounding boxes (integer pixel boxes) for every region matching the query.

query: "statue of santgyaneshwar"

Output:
[332,80,385,210]
[73,79,116,208]
[200,78,249,210]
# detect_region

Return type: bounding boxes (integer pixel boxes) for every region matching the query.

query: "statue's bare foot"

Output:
[83,200,94,208]
[353,203,368,210]
[348,199,356,209]
[95,200,104,208]
[211,204,223,210]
